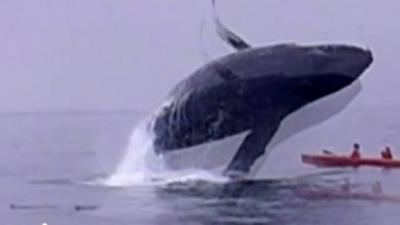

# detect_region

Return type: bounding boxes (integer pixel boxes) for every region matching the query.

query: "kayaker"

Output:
[322,150,334,155]
[350,143,361,159]
[381,146,393,159]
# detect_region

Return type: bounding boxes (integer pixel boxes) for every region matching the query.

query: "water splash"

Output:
[105,98,230,187]
[105,117,161,186]
[104,121,228,186]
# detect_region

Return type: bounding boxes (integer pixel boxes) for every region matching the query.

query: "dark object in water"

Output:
[9,203,99,212]
[74,205,99,212]
[9,204,57,210]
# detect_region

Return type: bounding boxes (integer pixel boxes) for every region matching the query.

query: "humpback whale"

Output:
[151,1,373,177]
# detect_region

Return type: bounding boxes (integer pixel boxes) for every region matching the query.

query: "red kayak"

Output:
[302,153,400,168]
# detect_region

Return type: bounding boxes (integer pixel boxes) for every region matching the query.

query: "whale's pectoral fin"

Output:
[212,0,251,51]
[224,120,280,176]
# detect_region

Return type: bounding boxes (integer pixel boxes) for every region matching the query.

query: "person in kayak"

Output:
[381,146,393,159]
[322,149,334,155]
[350,143,361,159]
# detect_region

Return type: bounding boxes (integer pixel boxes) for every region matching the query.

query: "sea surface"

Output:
[1,112,400,225]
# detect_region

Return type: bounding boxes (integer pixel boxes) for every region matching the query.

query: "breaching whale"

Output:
[151,1,373,177]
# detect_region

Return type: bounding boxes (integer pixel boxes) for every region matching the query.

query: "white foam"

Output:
[156,169,229,184]
[105,98,232,187]
[105,118,160,186]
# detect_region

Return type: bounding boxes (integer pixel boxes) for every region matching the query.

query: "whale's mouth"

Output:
[343,46,373,78]
[291,73,355,103]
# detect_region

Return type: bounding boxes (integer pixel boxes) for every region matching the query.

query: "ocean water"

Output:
[1,112,400,225]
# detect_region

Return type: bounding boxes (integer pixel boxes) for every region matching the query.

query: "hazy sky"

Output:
[0,0,399,112]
